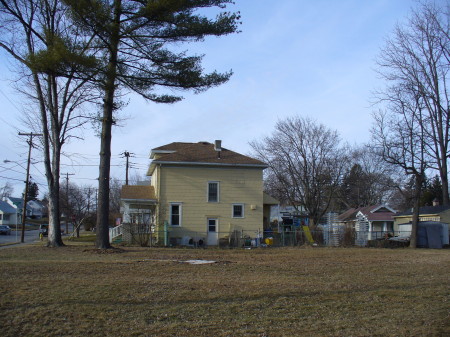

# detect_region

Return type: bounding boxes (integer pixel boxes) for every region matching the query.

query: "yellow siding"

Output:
[156,165,264,239]
[394,209,450,232]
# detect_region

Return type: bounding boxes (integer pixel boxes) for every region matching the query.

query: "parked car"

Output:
[39,224,65,236]
[0,225,12,235]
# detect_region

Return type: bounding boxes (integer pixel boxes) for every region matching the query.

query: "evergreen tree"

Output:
[26,181,39,201]
[421,175,443,206]
[63,0,241,248]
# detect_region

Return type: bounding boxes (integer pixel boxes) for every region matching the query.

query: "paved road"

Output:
[0,229,41,246]
[0,223,76,248]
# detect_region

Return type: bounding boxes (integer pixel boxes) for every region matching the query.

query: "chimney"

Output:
[214,140,222,159]
[432,198,439,207]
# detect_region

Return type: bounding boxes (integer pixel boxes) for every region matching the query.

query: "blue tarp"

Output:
[417,222,448,249]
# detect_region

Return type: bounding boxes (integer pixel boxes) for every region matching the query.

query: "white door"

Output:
[207,218,218,246]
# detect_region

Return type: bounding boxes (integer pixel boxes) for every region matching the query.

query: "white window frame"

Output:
[232,203,245,218]
[207,181,220,203]
[169,203,182,226]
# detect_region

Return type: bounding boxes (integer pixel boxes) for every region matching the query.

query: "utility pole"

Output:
[87,187,91,214]
[19,132,42,243]
[121,151,133,185]
[62,172,75,234]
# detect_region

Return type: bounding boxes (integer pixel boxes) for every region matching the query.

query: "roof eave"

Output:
[151,160,268,169]
[149,149,177,159]
[121,198,157,204]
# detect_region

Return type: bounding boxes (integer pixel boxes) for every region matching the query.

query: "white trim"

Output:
[150,150,176,159]
[370,205,396,213]
[232,203,245,218]
[169,202,182,226]
[207,181,220,203]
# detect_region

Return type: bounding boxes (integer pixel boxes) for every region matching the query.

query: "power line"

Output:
[0,175,24,182]
[60,164,123,167]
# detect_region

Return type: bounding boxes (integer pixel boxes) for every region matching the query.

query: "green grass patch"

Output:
[0,245,449,336]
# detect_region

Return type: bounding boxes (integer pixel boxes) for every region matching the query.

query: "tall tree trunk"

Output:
[410,174,423,249]
[95,0,121,249]
[440,158,449,205]
[46,129,64,247]
[32,71,64,247]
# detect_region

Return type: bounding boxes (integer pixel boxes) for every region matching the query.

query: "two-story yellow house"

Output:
[119,140,277,246]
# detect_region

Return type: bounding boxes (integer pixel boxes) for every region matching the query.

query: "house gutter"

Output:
[121,198,157,204]
[151,161,268,169]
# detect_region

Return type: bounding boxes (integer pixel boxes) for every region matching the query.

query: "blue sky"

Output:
[0,0,429,196]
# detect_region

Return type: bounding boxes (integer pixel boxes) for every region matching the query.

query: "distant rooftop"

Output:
[395,204,450,217]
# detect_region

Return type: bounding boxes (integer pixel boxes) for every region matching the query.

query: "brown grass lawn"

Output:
[0,243,449,337]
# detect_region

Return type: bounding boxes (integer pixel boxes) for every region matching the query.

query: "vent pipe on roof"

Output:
[214,140,222,159]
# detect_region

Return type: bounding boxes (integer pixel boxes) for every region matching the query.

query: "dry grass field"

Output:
[0,242,449,337]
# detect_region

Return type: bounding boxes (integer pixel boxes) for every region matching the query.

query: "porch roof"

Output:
[121,185,156,202]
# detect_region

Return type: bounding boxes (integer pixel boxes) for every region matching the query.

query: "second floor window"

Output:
[208,181,219,202]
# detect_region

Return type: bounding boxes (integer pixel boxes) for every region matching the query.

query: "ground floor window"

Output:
[232,204,244,218]
[130,212,151,225]
[170,203,182,226]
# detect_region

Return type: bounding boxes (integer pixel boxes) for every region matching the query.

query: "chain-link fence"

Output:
[116,223,412,248]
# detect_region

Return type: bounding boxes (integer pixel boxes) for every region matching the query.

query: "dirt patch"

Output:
[82,247,127,254]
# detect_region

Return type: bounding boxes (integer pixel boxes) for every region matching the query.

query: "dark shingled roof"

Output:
[121,185,156,200]
[395,204,450,217]
[151,142,267,167]
[338,205,396,222]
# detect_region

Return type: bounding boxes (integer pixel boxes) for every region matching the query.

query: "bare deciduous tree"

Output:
[63,183,94,237]
[251,116,348,227]
[0,182,13,199]
[0,0,98,247]
[376,1,450,205]
[371,91,429,248]
[337,146,399,210]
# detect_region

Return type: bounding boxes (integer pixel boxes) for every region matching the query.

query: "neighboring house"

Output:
[3,197,24,225]
[5,197,31,219]
[0,200,18,226]
[393,203,450,235]
[27,200,46,219]
[2,197,47,223]
[120,140,278,246]
[271,204,306,223]
[337,205,397,246]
